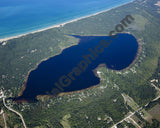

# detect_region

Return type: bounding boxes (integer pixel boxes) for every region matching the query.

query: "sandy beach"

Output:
[0,1,134,42]
[155,1,160,6]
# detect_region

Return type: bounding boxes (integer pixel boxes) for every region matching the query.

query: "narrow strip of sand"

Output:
[0,1,134,42]
[155,1,160,6]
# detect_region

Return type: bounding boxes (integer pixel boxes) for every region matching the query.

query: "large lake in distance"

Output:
[15,34,138,102]
[0,0,133,39]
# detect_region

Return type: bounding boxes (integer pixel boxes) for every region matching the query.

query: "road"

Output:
[151,83,160,101]
[1,91,27,128]
[151,83,160,92]
[2,112,7,128]
[111,94,160,128]
[129,117,141,128]
[111,112,135,128]
[111,82,160,128]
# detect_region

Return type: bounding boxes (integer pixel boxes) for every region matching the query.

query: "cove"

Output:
[14,34,138,102]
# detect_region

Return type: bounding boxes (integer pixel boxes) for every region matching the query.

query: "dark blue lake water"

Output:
[15,34,138,102]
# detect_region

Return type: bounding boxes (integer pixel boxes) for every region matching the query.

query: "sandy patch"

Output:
[155,1,160,6]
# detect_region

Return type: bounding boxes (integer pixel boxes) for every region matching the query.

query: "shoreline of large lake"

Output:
[0,0,134,42]
[14,33,139,103]
[37,35,142,102]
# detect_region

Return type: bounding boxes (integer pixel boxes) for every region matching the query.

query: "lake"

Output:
[0,0,133,39]
[14,33,138,102]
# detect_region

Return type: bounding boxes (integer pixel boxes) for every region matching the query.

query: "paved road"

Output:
[1,91,27,128]
[111,94,160,128]
[111,82,160,128]
[111,112,135,128]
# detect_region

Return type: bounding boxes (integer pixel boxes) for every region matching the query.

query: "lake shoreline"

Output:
[37,35,142,102]
[12,0,136,103]
[14,33,141,103]
[0,0,134,42]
